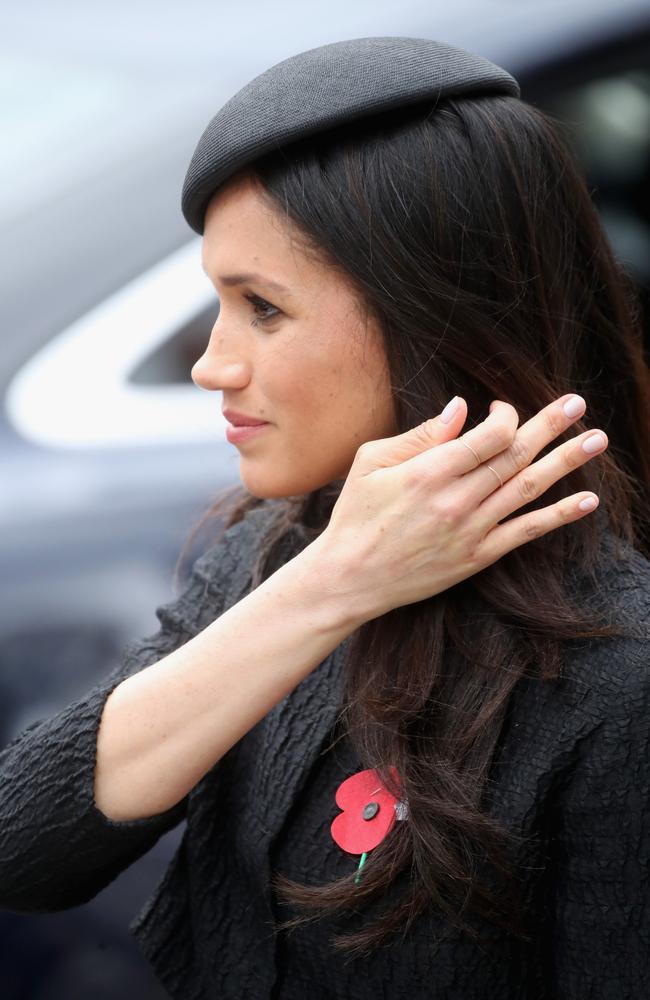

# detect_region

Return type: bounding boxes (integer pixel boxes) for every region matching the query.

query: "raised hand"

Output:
[317,394,606,621]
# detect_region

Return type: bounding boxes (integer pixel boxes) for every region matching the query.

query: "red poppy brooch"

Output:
[330,767,409,884]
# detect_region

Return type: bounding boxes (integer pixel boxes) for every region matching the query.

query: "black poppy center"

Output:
[362,801,380,821]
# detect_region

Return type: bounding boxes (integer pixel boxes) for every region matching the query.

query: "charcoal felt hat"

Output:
[181,35,521,235]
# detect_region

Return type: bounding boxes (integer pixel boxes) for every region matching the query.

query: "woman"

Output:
[1,36,649,1000]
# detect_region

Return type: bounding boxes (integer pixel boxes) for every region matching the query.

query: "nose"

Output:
[191,327,251,392]
[191,354,249,391]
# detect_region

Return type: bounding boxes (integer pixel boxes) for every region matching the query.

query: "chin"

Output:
[239,469,305,500]
[239,463,346,500]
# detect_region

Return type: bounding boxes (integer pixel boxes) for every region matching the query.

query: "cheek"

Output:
[305,356,394,448]
[262,320,394,439]
[263,355,316,415]
[262,337,337,413]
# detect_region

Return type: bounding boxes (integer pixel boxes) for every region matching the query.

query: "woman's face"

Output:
[192,172,397,498]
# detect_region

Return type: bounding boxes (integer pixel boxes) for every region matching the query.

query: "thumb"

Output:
[356,396,468,472]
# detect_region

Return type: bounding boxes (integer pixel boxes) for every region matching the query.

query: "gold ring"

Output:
[487,464,504,488]
[460,440,481,468]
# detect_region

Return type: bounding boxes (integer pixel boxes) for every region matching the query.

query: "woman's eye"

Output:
[243,293,281,326]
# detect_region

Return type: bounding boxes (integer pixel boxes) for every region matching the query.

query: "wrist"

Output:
[282,531,371,635]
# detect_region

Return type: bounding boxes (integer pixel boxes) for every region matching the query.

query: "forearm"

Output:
[94,536,362,821]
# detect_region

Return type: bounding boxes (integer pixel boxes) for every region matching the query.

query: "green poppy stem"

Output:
[354,852,368,885]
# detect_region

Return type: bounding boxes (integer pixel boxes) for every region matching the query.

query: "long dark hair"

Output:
[176,94,650,955]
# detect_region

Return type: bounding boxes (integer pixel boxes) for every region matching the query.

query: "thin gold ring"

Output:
[460,440,504,488]
[459,440,481,468]
[486,464,504,489]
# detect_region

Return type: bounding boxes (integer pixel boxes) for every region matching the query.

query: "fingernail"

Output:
[440,396,460,424]
[563,395,585,418]
[579,496,598,511]
[582,433,606,454]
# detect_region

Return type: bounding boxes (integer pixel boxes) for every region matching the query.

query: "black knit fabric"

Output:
[1,499,649,999]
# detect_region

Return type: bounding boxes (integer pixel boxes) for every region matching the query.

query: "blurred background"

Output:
[1,1,649,996]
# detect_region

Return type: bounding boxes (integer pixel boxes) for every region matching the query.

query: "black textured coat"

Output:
[1,502,649,999]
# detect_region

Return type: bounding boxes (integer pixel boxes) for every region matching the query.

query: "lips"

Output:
[222,408,269,427]
[225,422,270,444]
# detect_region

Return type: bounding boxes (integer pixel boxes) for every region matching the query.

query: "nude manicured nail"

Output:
[563,395,585,418]
[582,433,606,454]
[579,496,598,511]
[440,396,460,424]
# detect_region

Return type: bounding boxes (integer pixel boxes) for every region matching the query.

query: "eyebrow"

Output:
[201,261,292,295]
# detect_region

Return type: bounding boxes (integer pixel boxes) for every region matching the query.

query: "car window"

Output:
[4,239,223,447]
[130,299,216,386]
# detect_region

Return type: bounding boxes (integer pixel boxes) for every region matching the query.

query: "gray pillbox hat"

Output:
[181,35,520,235]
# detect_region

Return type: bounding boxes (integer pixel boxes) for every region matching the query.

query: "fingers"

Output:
[457,401,520,471]
[405,400,519,480]
[460,393,590,508]
[353,397,469,474]
[477,490,600,567]
[474,426,608,533]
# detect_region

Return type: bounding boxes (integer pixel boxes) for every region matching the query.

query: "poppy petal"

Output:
[331,768,398,855]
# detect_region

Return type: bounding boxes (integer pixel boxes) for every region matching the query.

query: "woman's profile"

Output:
[1,35,649,1000]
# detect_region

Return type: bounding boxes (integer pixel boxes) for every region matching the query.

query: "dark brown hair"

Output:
[176,94,650,955]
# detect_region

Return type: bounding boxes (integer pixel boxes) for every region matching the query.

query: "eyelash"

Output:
[243,293,280,327]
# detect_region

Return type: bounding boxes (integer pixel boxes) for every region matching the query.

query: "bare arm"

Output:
[94,535,363,821]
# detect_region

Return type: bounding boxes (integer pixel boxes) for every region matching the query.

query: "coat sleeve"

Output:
[0,511,262,915]
[546,640,650,998]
